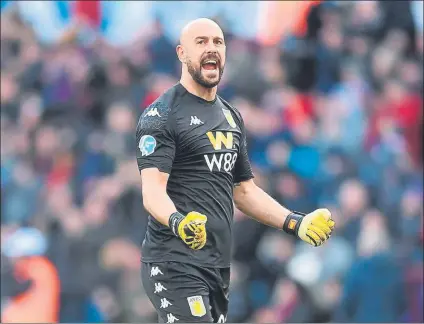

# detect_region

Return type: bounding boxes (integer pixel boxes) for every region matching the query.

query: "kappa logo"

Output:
[167,313,179,323]
[190,116,204,126]
[145,107,161,117]
[154,282,167,294]
[160,298,172,309]
[187,295,206,317]
[139,135,156,156]
[150,266,163,277]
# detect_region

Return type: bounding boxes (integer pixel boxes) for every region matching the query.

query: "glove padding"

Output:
[169,211,207,250]
[283,209,335,247]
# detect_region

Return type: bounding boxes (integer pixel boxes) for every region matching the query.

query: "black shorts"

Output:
[141,261,230,323]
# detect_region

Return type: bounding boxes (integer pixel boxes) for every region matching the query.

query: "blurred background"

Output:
[1,0,423,323]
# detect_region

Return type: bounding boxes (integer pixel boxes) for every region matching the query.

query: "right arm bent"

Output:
[136,103,207,249]
[140,167,207,250]
[136,102,177,227]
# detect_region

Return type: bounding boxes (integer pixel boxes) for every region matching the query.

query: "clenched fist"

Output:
[283,209,335,246]
[169,211,208,250]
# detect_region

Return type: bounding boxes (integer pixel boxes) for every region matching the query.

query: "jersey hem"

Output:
[140,257,231,268]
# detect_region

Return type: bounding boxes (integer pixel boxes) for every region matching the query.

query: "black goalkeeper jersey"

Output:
[136,83,254,268]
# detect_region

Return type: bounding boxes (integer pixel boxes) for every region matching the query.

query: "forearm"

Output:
[143,186,178,227]
[234,182,291,229]
[140,169,207,250]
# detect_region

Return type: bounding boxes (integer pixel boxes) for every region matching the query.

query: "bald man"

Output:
[137,18,335,323]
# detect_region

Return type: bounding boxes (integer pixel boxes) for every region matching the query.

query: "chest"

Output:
[173,104,241,173]
[175,105,241,155]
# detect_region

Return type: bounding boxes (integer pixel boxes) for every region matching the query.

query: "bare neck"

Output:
[180,74,217,102]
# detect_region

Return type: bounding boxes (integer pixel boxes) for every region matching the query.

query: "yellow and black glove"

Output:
[169,211,207,250]
[282,208,335,247]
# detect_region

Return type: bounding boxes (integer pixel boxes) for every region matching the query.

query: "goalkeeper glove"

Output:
[283,208,335,247]
[169,211,207,250]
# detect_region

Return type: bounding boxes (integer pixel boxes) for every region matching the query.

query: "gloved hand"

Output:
[169,211,208,250]
[283,208,335,246]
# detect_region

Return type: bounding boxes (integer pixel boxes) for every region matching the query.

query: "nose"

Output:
[206,42,218,53]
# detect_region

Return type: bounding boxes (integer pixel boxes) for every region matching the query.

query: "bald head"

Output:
[177,18,226,89]
[179,18,224,45]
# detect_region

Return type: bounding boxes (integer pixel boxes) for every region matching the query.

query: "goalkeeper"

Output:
[136,18,335,323]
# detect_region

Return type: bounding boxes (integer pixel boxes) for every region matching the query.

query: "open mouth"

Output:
[202,59,219,71]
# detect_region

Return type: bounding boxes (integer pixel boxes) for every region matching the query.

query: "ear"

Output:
[176,45,185,63]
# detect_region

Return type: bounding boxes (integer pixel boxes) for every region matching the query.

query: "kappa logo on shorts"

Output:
[167,313,179,323]
[154,282,167,293]
[161,298,172,309]
[150,266,163,277]
[187,295,206,317]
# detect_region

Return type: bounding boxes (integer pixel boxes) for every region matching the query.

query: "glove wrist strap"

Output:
[282,211,305,236]
[169,212,185,237]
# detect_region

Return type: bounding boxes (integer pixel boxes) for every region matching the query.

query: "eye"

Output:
[215,39,224,45]
[197,39,205,45]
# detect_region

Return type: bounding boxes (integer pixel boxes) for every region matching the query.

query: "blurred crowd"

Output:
[1,1,423,323]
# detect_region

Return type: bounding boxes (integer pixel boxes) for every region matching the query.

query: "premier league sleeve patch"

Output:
[187,295,206,317]
[139,135,157,156]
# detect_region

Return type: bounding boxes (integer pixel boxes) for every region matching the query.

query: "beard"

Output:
[186,57,224,89]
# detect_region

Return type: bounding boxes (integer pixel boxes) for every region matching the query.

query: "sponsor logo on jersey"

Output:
[206,131,233,150]
[204,131,237,172]
[204,152,238,172]
[187,295,206,317]
[139,135,156,156]
[222,108,236,128]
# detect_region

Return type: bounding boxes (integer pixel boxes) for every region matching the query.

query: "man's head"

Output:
[177,18,226,89]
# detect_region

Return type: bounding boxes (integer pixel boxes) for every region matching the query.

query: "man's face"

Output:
[180,24,226,88]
